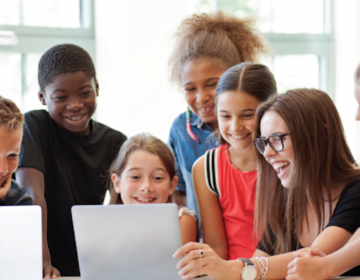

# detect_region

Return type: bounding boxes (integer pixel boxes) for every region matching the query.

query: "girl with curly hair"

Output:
[168,12,267,239]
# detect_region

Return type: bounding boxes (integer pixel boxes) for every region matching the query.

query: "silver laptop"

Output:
[72,203,183,280]
[0,205,42,280]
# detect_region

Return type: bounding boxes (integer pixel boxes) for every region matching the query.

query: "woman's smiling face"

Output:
[111,150,177,204]
[260,110,294,188]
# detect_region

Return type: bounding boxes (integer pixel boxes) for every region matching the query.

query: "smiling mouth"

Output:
[273,161,290,174]
[230,133,250,140]
[198,106,214,113]
[65,114,86,122]
[134,197,156,203]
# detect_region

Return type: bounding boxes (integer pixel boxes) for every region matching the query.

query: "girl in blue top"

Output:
[168,12,268,219]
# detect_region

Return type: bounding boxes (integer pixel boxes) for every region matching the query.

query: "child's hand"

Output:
[43,262,60,279]
[292,248,327,258]
[1,175,12,191]
[173,242,240,280]
[286,249,331,280]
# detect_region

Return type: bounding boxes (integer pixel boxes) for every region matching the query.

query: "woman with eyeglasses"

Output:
[173,88,360,280]
[283,64,360,280]
[191,62,277,261]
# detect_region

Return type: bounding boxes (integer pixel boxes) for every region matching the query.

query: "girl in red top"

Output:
[193,63,277,259]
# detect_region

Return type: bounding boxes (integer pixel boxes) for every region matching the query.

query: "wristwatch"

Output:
[237,258,257,280]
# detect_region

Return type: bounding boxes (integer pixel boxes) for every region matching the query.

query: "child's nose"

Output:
[67,98,84,110]
[231,119,244,132]
[196,88,210,104]
[140,179,153,192]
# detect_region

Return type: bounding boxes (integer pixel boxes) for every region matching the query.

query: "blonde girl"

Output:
[168,12,267,221]
[109,133,197,245]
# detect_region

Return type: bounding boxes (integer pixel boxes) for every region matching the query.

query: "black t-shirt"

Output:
[18,110,127,276]
[258,178,360,276]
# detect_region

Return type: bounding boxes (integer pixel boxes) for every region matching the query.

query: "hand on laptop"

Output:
[173,242,243,280]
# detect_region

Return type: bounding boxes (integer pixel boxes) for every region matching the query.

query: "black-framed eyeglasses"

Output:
[253,133,289,155]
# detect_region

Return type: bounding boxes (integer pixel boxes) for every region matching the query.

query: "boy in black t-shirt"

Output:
[0,96,32,206]
[16,44,127,278]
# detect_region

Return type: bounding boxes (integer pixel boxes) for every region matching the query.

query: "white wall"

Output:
[334,0,360,160]
[95,0,360,160]
[95,0,190,142]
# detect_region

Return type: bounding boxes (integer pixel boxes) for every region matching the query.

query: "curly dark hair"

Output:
[38,44,97,91]
[169,11,268,86]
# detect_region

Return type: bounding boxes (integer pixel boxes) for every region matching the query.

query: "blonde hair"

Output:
[169,11,268,86]
[254,88,360,255]
[0,96,24,130]
[109,133,176,204]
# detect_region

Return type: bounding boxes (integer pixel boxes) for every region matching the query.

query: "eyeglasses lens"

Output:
[269,135,283,152]
[254,139,266,154]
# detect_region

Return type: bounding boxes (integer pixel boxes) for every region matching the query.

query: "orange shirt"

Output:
[205,144,257,260]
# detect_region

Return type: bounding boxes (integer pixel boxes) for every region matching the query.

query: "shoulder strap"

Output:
[204,149,221,198]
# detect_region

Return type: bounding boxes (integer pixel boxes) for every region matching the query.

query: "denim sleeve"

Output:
[168,129,186,193]
[3,180,34,206]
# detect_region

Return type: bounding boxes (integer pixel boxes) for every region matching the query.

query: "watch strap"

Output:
[237,258,255,267]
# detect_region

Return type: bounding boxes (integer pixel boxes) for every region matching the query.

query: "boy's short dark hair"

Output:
[38,44,97,91]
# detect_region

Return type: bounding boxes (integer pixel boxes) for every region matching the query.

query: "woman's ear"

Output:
[111,173,121,194]
[169,176,178,196]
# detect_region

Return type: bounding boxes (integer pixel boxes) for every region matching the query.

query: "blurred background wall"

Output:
[1,0,360,159]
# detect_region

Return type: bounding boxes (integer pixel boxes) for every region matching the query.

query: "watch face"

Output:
[242,265,257,280]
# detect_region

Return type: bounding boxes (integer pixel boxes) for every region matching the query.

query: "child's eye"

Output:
[8,153,19,158]
[130,176,140,180]
[54,96,66,101]
[207,83,217,88]
[220,115,230,119]
[243,114,255,119]
[153,176,164,181]
[184,87,196,92]
[80,91,92,97]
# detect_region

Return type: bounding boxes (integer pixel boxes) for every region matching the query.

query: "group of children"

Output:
[2,10,360,280]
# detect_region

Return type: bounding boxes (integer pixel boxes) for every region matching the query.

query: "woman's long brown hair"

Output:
[254,88,360,254]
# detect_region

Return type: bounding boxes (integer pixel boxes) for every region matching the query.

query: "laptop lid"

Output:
[72,203,182,280]
[0,205,42,280]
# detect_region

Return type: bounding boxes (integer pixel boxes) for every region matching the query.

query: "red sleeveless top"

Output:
[205,144,257,260]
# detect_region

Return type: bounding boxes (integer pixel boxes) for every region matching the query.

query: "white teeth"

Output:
[200,107,212,112]
[66,114,84,121]
[273,162,290,171]
[231,134,247,140]
[136,197,155,202]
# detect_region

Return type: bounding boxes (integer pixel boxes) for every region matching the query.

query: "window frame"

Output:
[0,0,95,112]
[213,0,334,97]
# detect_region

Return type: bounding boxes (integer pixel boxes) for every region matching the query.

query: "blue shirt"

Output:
[168,112,217,218]
[0,179,33,206]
